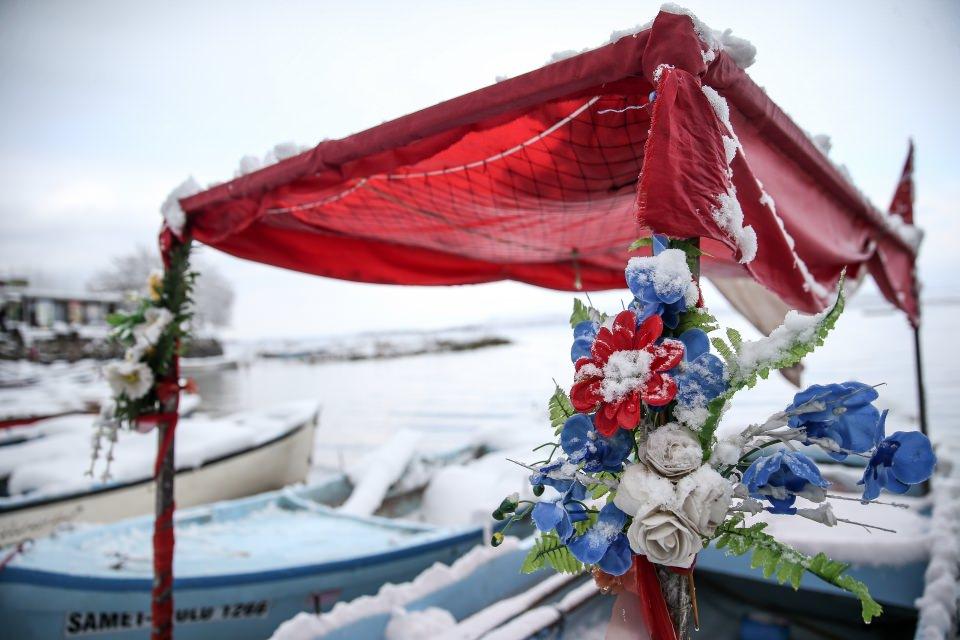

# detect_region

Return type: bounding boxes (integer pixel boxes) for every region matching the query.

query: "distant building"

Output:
[0,279,124,332]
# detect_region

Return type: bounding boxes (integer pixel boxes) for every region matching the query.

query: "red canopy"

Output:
[176,9,920,321]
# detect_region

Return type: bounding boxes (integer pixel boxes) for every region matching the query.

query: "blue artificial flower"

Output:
[531,480,589,543]
[529,459,576,494]
[568,502,632,576]
[786,382,884,461]
[742,450,830,514]
[859,411,935,500]
[571,320,598,363]
[560,414,633,473]
[625,235,693,329]
[673,329,727,409]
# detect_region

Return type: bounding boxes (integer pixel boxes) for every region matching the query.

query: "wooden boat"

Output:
[0,401,317,546]
[0,461,491,640]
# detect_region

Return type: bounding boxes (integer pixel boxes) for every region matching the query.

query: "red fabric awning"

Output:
[175,9,920,320]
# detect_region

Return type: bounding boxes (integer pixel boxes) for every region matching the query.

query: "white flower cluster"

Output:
[103,305,173,402]
[613,424,732,568]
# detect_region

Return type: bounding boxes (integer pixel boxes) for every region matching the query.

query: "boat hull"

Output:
[0,416,316,546]
[0,524,481,639]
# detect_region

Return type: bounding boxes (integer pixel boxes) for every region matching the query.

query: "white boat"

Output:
[0,401,318,546]
[179,354,244,374]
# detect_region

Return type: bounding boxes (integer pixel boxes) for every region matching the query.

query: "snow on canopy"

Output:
[170,7,920,322]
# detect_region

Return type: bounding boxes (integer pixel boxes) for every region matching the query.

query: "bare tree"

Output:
[88,246,235,330]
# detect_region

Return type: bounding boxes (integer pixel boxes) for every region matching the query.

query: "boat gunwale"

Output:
[0,524,483,592]
[0,409,318,514]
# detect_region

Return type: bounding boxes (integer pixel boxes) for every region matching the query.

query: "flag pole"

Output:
[912,322,928,437]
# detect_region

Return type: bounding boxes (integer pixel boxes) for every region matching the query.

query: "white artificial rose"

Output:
[613,463,675,516]
[134,307,174,348]
[675,465,733,537]
[626,506,702,568]
[104,360,154,400]
[644,423,703,478]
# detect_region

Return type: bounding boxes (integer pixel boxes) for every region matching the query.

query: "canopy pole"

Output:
[912,323,928,437]
[151,360,178,640]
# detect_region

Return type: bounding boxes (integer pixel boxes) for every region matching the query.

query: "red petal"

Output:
[610,310,637,351]
[617,391,642,430]
[571,379,602,412]
[574,357,595,373]
[591,329,615,364]
[649,339,685,371]
[642,373,678,406]
[634,314,663,349]
[594,409,619,437]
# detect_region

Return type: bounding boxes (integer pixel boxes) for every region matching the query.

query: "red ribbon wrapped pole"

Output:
[152,230,181,640]
[605,556,696,640]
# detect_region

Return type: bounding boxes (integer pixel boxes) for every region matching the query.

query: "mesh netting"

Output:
[261,93,655,272]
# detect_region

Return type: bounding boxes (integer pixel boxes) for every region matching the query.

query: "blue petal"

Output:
[889,431,936,485]
[837,405,882,453]
[532,501,563,533]
[573,321,598,339]
[598,429,634,471]
[571,337,594,363]
[555,511,575,543]
[560,414,594,462]
[652,234,670,256]
[678,329,710,362]
[837,381,879,408]
[781,451,829,489]
[598,534,632,576]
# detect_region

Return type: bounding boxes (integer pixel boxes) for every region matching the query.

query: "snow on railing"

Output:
[914,444,960,640]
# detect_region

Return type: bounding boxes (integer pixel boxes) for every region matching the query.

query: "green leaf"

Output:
[674,307,720,335]
[521,533,584,575]
[710,337,736,366]
[725,327,743,353]
[548,386,575,435]
[628,237,653,252]
[714,514,882,623]
[570,299,593,328]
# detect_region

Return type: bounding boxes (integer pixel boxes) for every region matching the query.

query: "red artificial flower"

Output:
[570,310,684,437]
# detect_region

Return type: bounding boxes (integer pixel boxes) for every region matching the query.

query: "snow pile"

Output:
[268,537,522,640]
[233,141,311,178]
[339,430,422,517]
[915,444,960,640]
[0,359,104,423]
[731,308,826,383]
[479,579,597,640]
[160,177,202,237]
[0,401,317,499]
[419,447,537,527]
[434,573,575,639]
[536,3,755,79]
[660,3,757,68]
[384,607,456,639]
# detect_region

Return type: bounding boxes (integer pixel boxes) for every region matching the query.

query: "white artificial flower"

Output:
[134,307,174,348]
[675,465,733,536]
[104,360,154,400]
[644,423,703,478]
[626,506,702,568]
[613,463,675,516]
[709,433,746,467]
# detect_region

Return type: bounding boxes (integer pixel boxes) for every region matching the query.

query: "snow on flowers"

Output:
[493,234,936,625]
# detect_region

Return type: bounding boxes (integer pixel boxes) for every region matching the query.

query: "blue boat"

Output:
[0,478,488,639]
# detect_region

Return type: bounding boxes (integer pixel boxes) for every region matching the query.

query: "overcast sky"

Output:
[1,1,958,338]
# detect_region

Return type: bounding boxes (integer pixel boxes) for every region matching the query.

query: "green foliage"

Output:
[628,237,653,252]
[670,238,707,274]
[674,307,719,335]
[521,532,584,574]
[548,386,575,435]
[587,472,616,500]
[715,515,882,623]
[699,278,846,459]
[570,299,593,328]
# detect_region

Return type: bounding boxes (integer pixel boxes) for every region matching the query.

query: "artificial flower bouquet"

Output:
[88,238,195,479]
[491,235,935,633]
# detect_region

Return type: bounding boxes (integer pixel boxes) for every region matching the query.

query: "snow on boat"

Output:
[178,354,243,374]
[0,393,201,447]
[0,478,484,639]
[0,360,104,428]
[0,401,317,546]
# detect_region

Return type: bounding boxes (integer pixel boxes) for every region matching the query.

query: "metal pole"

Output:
[912,323,929,437]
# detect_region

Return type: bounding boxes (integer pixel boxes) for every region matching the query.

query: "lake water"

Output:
[190,300,960,470]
